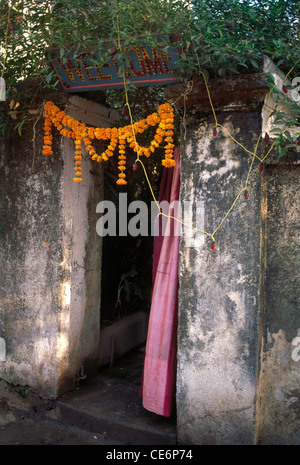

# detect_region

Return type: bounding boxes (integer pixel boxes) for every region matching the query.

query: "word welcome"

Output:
[49,42,180,91]
[96,194,205,246]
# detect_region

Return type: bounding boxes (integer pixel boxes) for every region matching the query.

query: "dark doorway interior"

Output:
[100,148,163,330]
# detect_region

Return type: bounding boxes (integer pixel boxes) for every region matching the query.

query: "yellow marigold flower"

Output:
[73,178,83,182]
[88,128,95,139]
[117,178,127,185]
[162,158,176,168]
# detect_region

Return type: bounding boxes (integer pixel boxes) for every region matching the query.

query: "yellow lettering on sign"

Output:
[125,46,146,77]
[82,53,113,81]
[158,50,174,74]
[140,46,164,76]
[56,58,85,82]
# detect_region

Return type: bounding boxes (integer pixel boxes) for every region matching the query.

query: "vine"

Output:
[0,1,299,132]
[40,1,299,248]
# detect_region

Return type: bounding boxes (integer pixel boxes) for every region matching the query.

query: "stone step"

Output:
[57,376,177,445]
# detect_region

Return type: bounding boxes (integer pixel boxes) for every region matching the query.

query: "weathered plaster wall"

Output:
[0,116,64,397]
[256,165,300,444]
[0,93,119,398]
[177,110,263,445]
[167,58,300,445]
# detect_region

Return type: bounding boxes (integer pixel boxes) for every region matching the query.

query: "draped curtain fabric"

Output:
[140,147,181,417]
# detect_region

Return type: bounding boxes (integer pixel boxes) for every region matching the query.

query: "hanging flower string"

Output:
[43,101,175,184]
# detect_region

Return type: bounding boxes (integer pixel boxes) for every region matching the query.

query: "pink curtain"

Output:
[140,147,180,417]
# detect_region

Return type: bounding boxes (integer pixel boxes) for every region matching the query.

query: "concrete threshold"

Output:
[57,347,177,446]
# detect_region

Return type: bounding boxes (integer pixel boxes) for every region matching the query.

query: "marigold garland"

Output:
[43,100,175,185]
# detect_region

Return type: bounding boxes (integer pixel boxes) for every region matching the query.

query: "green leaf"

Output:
[250,58,259,69]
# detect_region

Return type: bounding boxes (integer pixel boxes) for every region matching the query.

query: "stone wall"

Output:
[256,164,300,444]
[165,57,300,444]
[0,93,119,398]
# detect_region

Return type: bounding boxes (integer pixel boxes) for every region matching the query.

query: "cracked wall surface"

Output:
[174,60,300,445]
[0,93,117,398]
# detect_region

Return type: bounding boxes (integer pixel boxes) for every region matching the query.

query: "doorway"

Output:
[99,146,163,369]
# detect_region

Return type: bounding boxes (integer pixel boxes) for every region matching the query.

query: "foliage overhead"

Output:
[0,0,299,148]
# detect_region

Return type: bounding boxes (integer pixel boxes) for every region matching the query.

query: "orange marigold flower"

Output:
[162,158,176,168]
[117,178,127,185]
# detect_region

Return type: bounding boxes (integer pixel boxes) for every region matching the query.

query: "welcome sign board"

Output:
[49,43,181,91]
